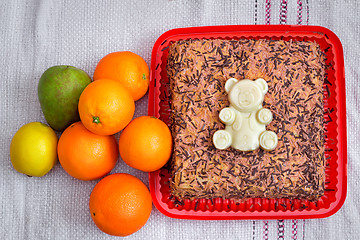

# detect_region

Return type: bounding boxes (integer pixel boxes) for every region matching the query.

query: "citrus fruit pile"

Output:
[9,51,173,237]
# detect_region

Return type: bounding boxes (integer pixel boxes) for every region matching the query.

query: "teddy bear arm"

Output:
[256,108,273,125]
[219,107,236,125]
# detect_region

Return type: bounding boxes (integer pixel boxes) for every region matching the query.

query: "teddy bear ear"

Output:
[255,78,268,94]
[225,78,238,93]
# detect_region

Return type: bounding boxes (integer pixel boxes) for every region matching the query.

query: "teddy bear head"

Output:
[225,78,268,113]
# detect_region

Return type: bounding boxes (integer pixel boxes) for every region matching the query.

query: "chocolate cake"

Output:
[166,38,326,201]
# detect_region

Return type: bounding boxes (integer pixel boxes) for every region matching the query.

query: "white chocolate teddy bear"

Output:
[213,78,278,151]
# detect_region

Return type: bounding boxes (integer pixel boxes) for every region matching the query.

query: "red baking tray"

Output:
[148,25,347,220]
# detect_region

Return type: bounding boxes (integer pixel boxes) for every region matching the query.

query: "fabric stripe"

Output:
[255,0,258,24]
[279,0,288,24]
[252,220,256,240]
[297,0,303,24]
[263,220,269,240]
[302,220,306,240]
[277,220,285,240]
[305,0,309,24]
[265,0,271,24]
[292,220,298,239]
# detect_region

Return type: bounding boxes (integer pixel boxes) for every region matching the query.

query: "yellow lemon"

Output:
[10,122,58,177]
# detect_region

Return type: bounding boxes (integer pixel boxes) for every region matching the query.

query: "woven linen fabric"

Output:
[1,0,359,239]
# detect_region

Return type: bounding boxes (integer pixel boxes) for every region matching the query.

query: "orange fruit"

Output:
[119,116,172,172]
[78,79,135,135]
[89,173,152,237]
[57,121,118,180]
[93,51,149,101]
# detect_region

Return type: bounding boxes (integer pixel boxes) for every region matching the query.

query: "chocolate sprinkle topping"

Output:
[166,38,326,201]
